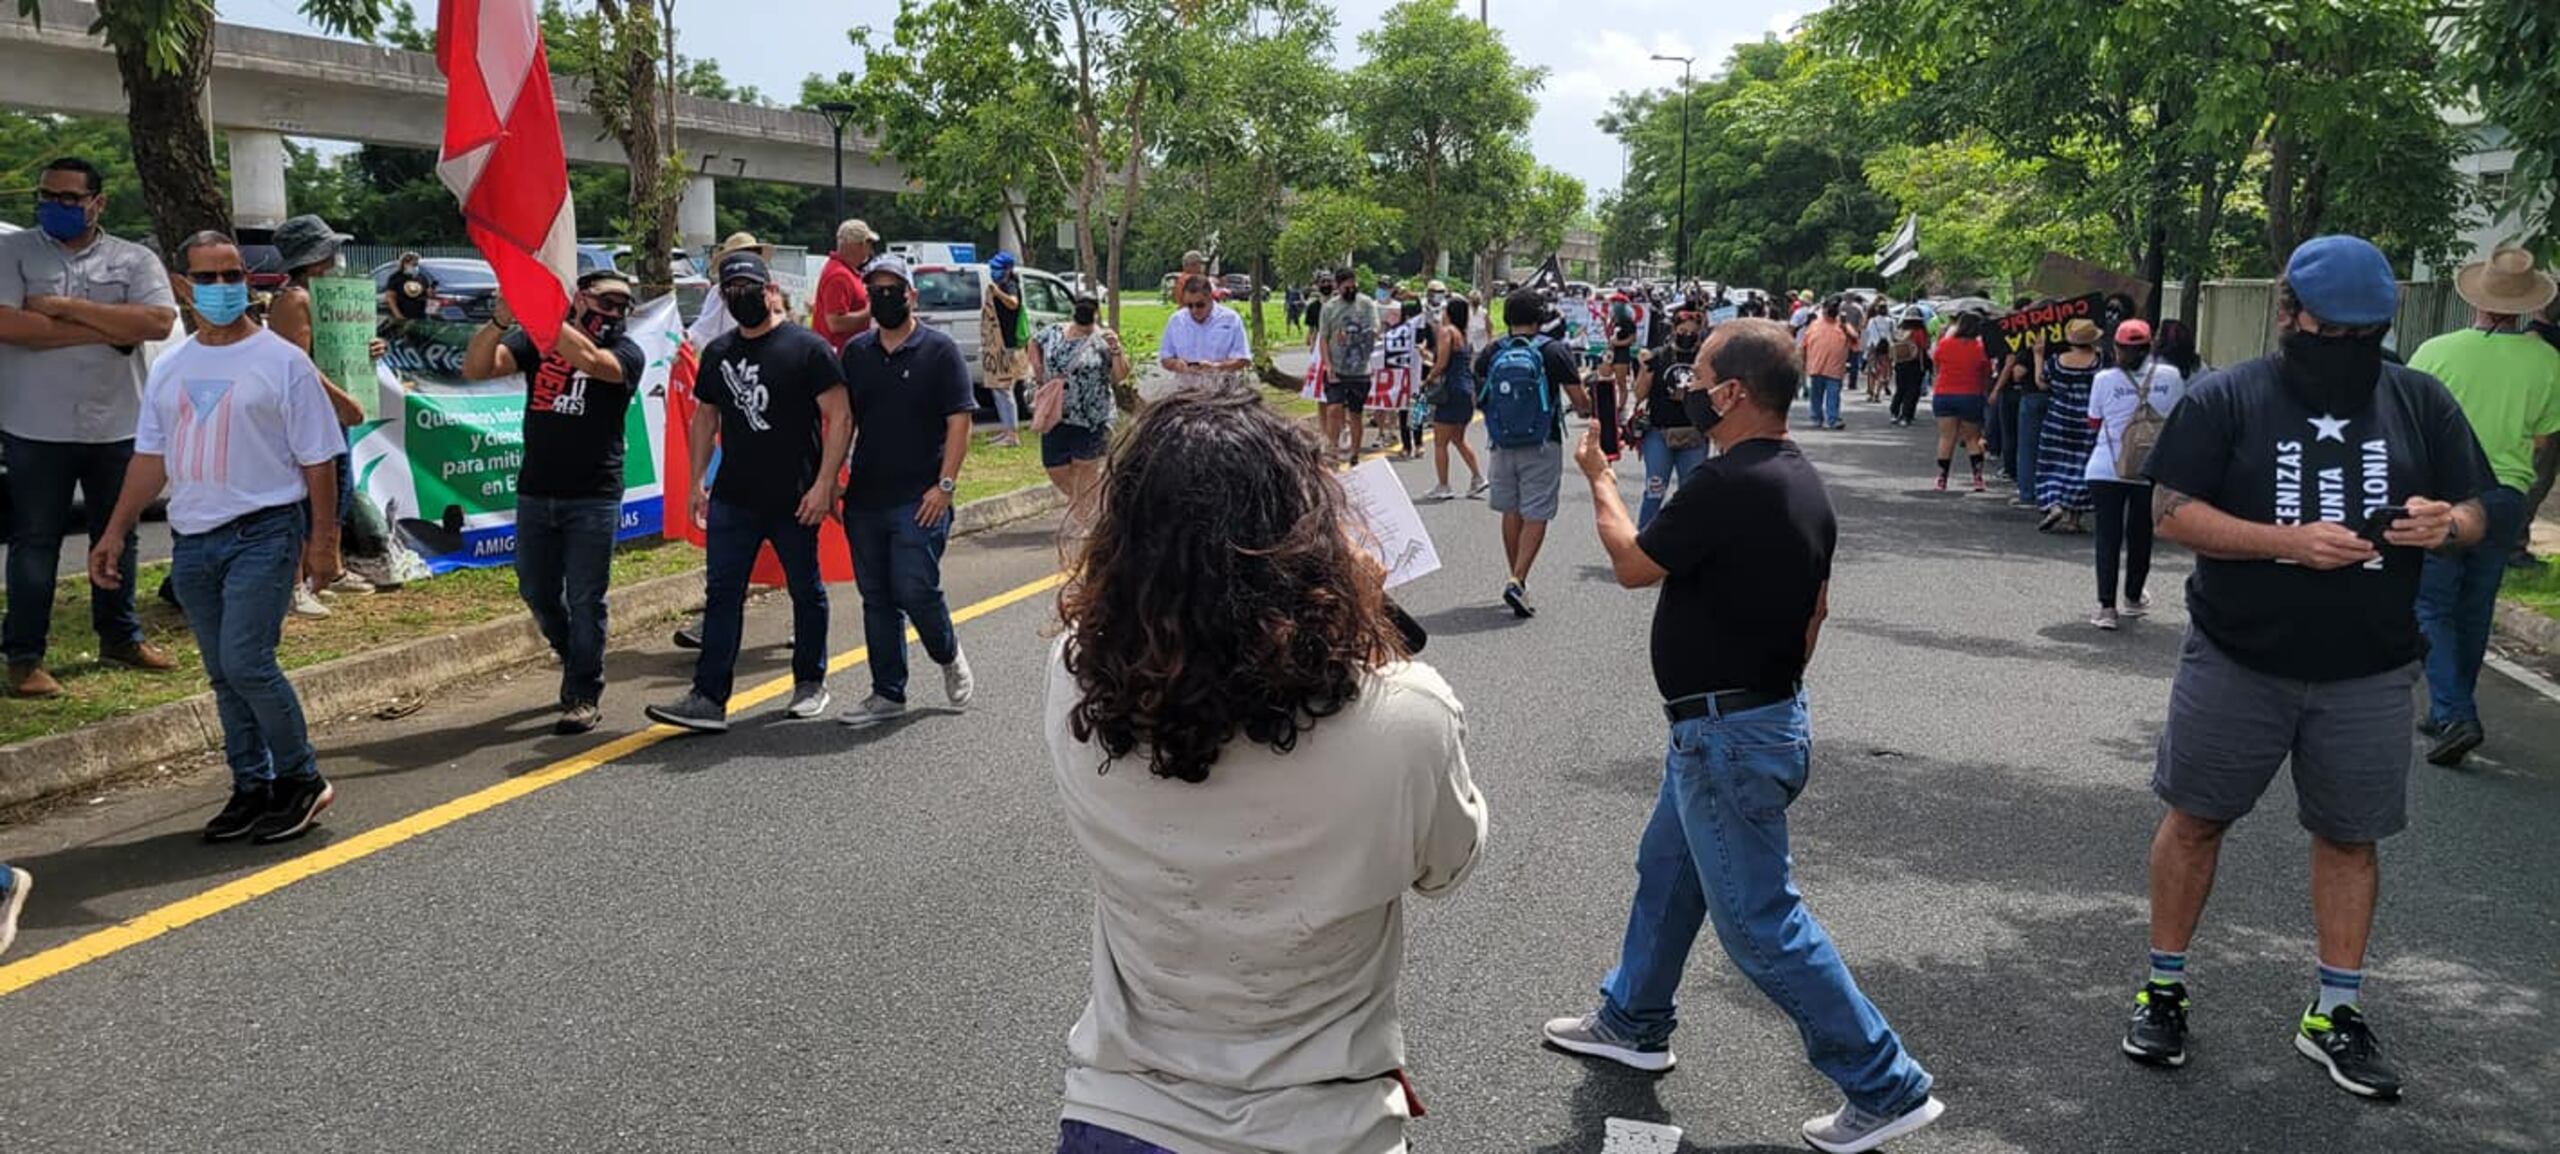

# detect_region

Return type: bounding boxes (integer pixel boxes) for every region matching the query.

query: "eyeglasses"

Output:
[32,189,90,207]
[185,269,248,285]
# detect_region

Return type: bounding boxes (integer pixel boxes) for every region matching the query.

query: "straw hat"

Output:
[2454,247,2557,316]
[2064,318,2102,346]
[712,231,774,261]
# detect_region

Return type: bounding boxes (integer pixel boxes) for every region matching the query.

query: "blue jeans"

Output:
[2014,393,2049,505]
[695,498,828,704]
[2,433,141,664]
[1596,693,1932,1117]
[1996,387,2024,477]
[844,500,957,704]
[1637,429,1709,530]
[1057,1121,1175,1154]
[1807,375,1843,427]
[513,493,621,706]
[2418,485,2526,726]
[168,505,316,789]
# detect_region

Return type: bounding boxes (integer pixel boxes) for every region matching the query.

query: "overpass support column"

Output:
[227,129,288,230]
[678,175,716,253]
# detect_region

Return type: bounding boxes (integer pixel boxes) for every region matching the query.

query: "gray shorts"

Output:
[1488,440,1564,521]
[2153,629,2417,843]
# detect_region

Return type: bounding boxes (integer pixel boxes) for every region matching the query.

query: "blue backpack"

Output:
[1480,335,1554,449]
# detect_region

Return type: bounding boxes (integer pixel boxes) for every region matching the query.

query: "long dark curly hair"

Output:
[1060,386,1407,783]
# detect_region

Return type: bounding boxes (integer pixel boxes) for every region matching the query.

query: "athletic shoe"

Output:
[1828,421,1847,431]
[249,774,335,844]
[1466,477,1491,499]
[1502,579,1535,619]
[345,554,403,591]
[943,646,976,708]
[2424,719,2483,767]
[1934,474,1948,492]
[1802,1096,1946,1154]
[672,622,704,650]
[290,583,332,618]
[2417,716,2444,738]
[838,694,909,729]
[2091,607,2120,631]
[2296,1003,2402,1099]
[1971,474,1987,493]
[1539,1012,1675,1073]
[2121,980,2190,1067]
[2007,496,2037,509]
[555,700,602,735]
[0,866,28,959]
[644,690,729,734]
[326,571,375,595]
[785,682,832,720]
[203,784,271,842]
[1419,484,1456,502]
[2123,593,2152,618]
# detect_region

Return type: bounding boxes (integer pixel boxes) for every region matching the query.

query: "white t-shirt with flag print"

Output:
[136,328,346,535]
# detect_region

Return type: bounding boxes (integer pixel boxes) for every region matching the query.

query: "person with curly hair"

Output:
[1043,386,1488,1154]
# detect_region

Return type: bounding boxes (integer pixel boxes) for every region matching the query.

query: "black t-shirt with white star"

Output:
[2143,355,2491,681]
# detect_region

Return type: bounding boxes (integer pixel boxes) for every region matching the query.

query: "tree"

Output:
[1273,188,1401,285]
[2449,0,2560,251]
[1863,132,2115,292]
[1347,0,1540,277]
[551,0,686,292]
[17,0,391,257]
[1491,162,1585,280]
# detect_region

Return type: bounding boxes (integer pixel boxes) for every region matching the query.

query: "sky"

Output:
[222,0,1809,203]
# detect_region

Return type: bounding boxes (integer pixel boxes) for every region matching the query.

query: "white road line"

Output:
[1602,1117,1684,1154]
[2485,652,2560,706]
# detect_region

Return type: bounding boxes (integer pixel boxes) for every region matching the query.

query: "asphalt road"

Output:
[0,396,2554,1154]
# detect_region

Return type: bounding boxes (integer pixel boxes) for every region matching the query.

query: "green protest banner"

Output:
[310,276,381,419]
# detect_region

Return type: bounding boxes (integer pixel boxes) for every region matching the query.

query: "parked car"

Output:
[370,257,502,324]
[911,262,1075,416]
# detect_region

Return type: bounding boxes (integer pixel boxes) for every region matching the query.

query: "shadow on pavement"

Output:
[1528,1057,1800,1154]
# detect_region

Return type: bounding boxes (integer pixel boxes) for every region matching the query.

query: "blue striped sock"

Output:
[2148,949,2187,986]
[2315,964,2363,1015]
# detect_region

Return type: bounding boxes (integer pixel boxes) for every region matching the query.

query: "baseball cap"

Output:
[717,250,772,286]
[862,253,915,288]
[2285,235,2399,327]
[838,219,881,245]
[2114,319,2153,346]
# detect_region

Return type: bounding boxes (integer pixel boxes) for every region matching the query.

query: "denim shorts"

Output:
[2154,629,2417,842]
[1041,422,1109,468]
[1488,440,1563,521]
[1931,393,1986,423]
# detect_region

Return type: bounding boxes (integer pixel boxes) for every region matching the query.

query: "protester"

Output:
[91,230,345,843]
[1466,290,1492,348]
[1549,317,1945,1154]
[979,252,1030,448]
[2155,317,2202,380]
[1599,292,1639,459]
[1840,295,1869,407]
[1630,309,1709,528]
[2405,248,2560,766]
[1319,267,1382,463]
[645,251,851,734]
[1299,272,1333,403]
[1374,299,1420,459]
[1158,272,1250,395]
[265,214,397,606]
[381,250,432,326]
[1989,296,2037,482]
[463,269,646,735]
[0,863,26,958]
[688,232,774,352]
[1800,298,1853,431]
[2523,298,2560,565]
[2127,235,2492,1100]
[1888,314,1930,428]
[1030,293,1128,538]
[1044,387,1485,1154]
[2082,320,2186,630]
[0,156,182,697]
[1474,288,1591,618]
[2033,321,2103,529]
[836,254,976,729]
[810,220,879,355]
[1929,313,1993,491]
[1419,296,1486,501]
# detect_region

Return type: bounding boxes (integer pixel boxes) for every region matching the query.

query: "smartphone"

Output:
[2361,505,2410,548]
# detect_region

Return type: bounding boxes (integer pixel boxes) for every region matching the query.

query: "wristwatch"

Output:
[937,477,957,494]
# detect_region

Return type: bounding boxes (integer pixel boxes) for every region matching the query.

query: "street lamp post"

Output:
[1649,54,1694,289]
[816,100,858,228]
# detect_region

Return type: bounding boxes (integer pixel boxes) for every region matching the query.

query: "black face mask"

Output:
[1073,303,1098,326]
[1340,285,1358,300]
[724,285,771,329]
[870,285,912,329]
[2277,328,2387,415]
[1672,332,1700,357]
[1682,381,1725,432]
[576,307,626,344]
[2117,348,2149,372]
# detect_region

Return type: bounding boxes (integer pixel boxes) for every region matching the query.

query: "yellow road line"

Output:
[0,571,1065,1000]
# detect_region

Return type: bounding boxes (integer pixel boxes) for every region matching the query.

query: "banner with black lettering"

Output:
[1988,293,2104,358]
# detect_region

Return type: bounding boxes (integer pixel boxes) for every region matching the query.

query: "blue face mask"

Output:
[35,200,89,241]
[191,282,250,326]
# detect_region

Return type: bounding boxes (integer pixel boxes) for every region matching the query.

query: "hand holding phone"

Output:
[2360,505,2410,549]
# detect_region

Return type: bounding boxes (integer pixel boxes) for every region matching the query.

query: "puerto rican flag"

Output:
[436,0,576,348]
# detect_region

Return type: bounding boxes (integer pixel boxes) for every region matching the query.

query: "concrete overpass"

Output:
[0,0,920,250]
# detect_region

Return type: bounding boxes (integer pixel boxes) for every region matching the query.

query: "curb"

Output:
[0,484,1067,811]
[2493,598,2560,654]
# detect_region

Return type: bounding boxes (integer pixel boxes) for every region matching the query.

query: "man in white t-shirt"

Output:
[90,231,347,847]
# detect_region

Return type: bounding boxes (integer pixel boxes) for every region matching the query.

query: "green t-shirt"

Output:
[2410,328,2560,492]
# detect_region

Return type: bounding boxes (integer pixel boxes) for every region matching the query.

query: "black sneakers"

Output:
[2424,719,2484,767]
[2121,981,2190,1067]
[2297,1004,2403,1099]
[204,784,271,843]
[247,774,335,845]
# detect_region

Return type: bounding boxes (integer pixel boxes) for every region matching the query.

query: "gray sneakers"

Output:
[942,646,975,709]
[838,694,908,729]
[785,683,832,720]
[644,690,729,734]
[1539,1012,1676,1073]
[1801,1095,1945,1154]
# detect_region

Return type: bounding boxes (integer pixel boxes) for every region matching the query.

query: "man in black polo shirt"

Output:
[1541,318,1943,1154]
[834,254,976,729]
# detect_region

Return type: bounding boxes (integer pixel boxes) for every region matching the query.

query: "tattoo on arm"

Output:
[2152,485,2195,527]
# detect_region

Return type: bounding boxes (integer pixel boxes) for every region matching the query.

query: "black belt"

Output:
[1662,685,1798,723]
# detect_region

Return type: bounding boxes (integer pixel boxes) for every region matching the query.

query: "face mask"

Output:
[2278,328,2386,415]
[1673,331,1700,354]
[1072,303,1098,326]
[192,282,250,326]
[724,285,772,329]
[1682,380,1725,432]
[1341,285,1358,300]
[2117,348,2150,372]
[870,286,912,328]
[577,307,627,344]
[401,263,418,274]
[35,200,89,241]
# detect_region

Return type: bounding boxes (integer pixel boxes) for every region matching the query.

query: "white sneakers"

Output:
[838,646,972,728]
[943,645,975,709]
[290,582,332,618]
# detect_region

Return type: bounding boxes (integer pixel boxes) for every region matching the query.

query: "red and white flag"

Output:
[436,0,577,347]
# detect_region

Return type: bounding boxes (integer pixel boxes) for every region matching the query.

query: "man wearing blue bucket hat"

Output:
[2119,235,2493,1100]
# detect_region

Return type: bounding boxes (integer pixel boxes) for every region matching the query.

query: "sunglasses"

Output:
[185,269,248,285]
[583,292,633,315]
[33,189,90,207]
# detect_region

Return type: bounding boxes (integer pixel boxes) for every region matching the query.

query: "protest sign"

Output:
[1989,293,2103,358]
[2027,252,2150,310]
[1708,305,1739,325]
[1339,457,1440,589]
[310,276,382,419]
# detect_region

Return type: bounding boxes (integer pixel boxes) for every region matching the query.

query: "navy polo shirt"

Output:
[840,322,978,511]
